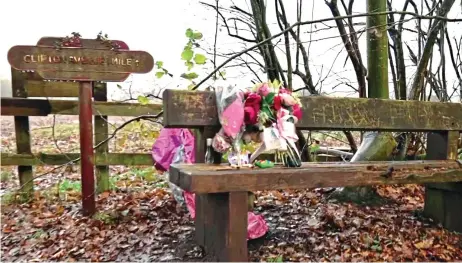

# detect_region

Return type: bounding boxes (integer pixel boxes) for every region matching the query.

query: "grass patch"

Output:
[33,124,79,139]
[267,255,284,262]
[0,170,12,183]
[93,211,117,224]
[1,192,30,206]
[58,179,81,192]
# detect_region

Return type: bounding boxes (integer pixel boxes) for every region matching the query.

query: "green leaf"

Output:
[181,48,194,61]
[192,32,203,40]
[155,71,165,78]
[181,72,199,80]
[310,144,321,153]
[185,61,194,71]
[116,84,123,89]
[219,70,226,77]
[155,61,163,68]
[185,28,194,38]
[264,92,276,104]
[193,53,206,64]
[137,95,149,105]
[187,83,196,90]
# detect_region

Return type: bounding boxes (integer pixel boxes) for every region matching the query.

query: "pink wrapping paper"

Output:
[152,127,268,240]
[183,191,268,240]
[152,128,195,172]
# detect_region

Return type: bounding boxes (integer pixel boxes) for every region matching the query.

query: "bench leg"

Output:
[424,131,462,233]
[425,183,462,233]
[195,192,248,262]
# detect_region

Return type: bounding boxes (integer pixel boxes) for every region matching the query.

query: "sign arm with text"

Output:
[8,45,154,81]
[7,36,154,216]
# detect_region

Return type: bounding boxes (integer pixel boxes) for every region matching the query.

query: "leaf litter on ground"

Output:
[1,117,462,261]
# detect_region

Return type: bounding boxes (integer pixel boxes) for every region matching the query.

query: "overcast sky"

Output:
[0,0,460,101]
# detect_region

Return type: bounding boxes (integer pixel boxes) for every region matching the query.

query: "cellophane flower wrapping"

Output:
[213,85,246,166]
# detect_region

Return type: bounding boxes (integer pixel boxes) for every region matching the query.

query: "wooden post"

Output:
[93,82,110,192]
[193,128,248,261]
[424,131,462,233]
[11,69,34,199]
[194,127,218,248]
[79,81,96,216]
[195,192,248,262]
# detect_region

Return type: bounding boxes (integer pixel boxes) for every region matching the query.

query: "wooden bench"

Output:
[162,89,462,262]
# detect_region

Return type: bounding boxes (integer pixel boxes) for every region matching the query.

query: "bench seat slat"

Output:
[169,160,462,193]
[163,90,462,131]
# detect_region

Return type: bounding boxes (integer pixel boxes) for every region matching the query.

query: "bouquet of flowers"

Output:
[211,81,303,168]
[242,80,303,167]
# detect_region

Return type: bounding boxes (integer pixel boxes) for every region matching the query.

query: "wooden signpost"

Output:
[7,35,154,215]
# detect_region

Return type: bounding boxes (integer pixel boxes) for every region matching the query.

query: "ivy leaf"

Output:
[185,28,194,38]
[192,32,203,40]
[193,53,206,64]
[181,72,199,80]
[185,61,194,71]
[155,61,163,68]
[155,71,165,78]
[181,48,194,61]
[137,95,149,105]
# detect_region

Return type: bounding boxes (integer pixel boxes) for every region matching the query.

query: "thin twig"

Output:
[193,10,462,90]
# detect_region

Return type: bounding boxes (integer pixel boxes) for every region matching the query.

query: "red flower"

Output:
[244,93,261,125]
[244,107,257,124]
[273,95,282,111]
[292,104,302,121]
[245,93,261,106]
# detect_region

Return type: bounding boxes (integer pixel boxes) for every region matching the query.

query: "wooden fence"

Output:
[1,69,162,194]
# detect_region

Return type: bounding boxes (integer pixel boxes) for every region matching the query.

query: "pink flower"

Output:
[292,104,302,120]
[279,87,292,94]
[280,93,297,107]
[257,83,271,97]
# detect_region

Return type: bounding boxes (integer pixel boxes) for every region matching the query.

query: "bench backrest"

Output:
[163,90,462,131]
[162,89,462,163]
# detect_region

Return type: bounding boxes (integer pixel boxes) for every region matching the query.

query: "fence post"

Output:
[93,82,110,192]
[11,69,34,198]
[424,131,462,233]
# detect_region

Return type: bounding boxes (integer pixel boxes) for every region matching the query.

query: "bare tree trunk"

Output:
[408,0,456,100]
[331,0,394,204]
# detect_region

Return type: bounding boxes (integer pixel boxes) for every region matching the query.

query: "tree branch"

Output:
[193,9,462,90]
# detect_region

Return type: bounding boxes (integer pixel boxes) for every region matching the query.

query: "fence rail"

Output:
[1,69,161,195]
[1,98,162,116]
[1,153,153,166]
